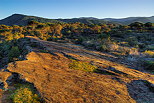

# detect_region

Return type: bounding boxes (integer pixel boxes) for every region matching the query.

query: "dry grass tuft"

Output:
[69,60,97,72]
[10,84,41,103]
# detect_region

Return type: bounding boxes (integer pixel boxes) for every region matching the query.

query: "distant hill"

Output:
[0,14,117,26]
[0,14,62,26]
[0,14,154,26]
[104,16,154,25]
[56,17,115,25]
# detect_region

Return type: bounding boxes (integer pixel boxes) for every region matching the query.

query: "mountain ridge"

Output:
[0,14,154,26]
[104,16,154,24]
[0,14,62,26]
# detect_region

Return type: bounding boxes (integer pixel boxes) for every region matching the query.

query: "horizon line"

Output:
[1,13,154,20]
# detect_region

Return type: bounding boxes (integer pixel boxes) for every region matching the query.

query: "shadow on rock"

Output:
[127,80,154,103]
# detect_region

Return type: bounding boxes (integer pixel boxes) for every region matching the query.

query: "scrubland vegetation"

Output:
[10,84,41,103]
[0,19,154,102]
[0,21,154,72]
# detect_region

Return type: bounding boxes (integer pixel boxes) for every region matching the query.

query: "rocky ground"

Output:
[0,36,154,103]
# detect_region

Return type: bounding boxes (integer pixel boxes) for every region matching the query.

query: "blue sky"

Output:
[0,0,154,19]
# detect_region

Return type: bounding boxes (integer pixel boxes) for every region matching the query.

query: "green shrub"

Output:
[8,46,20,61]
[147,45,154,50]
[76,36,85,44]
[126,37,138,47]
[144,61,154,71]
[10,84,41,103]
[69,60,97,72]
[98,41,112,52]
[98,33,110,39]
[100,44,108,51]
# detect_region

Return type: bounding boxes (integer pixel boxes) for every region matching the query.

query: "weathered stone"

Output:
[1,36,154,103]
[7,52,136,103]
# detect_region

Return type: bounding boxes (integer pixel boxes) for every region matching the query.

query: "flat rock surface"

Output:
[4,36,154,103]
[8,52,135,103]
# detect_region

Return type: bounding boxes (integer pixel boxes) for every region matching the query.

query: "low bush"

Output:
[10,84,41,103]
[126,37,138,47]
[8,46,20,61]
[100,44,108,51]
[69,60,97,72]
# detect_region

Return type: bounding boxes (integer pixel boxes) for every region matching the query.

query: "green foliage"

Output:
[99,44,108,51]
[10,84,41,103]
[0,21,154,61]
[98,39,111,52]
[129,22,144,29]
[76,36,85,44]
[147,45,154,50]
[144,61,154,71]
[39,49,49,53]
[8,46,20,61]
[144,22,153,27]
[69,60,97,72]
[126,37,138,47]
[98,33,110,40]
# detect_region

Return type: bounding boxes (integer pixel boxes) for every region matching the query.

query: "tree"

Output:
[129,22,144,29]
[144,22,153,27]
[8,46,20,61]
